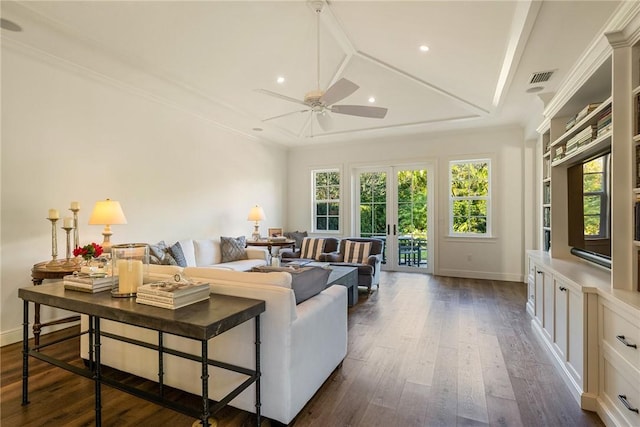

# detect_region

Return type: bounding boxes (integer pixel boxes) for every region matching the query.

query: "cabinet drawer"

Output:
[602,356,640,427]
[602,303,640,370]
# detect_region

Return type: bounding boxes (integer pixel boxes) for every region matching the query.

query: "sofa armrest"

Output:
[246,247,269,261]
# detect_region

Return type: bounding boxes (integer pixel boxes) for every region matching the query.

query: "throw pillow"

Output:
[148,241,178,265]
[220,236,248,263]
[344,240,371,264]
[284,231,308,249]
[300,238,325,260]
[169,241,188,267]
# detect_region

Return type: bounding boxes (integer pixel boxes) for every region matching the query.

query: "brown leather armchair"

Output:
[281,237,340,262]
[325,237,384,293]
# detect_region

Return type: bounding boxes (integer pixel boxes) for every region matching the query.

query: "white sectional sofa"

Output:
[169,238,269,271]
[80,263,348,425]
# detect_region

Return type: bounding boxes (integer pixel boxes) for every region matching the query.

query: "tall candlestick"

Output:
[46,217,61,269]
[61,226,75,268]
[70,205,80,250]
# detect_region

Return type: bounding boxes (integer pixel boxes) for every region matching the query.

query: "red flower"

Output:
[74,243,103,259]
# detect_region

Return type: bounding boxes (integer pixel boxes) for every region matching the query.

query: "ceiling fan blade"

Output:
[316,111,333,131]
[262,109,310,122]
[331,104,388,119]
[320,78,359,106]
[254,88,307,106]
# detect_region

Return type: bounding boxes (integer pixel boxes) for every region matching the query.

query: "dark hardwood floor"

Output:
[1,272,604,426]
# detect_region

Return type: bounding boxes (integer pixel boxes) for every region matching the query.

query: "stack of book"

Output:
[136,281,210,309]
[566,125,597,154]
[565,102,602,131]
[596,105,612,137]
[64,274,115,293]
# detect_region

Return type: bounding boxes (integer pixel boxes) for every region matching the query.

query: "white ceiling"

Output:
[1,0,622,147]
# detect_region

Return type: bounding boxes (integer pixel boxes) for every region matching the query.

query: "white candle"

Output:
[48,209,59,219]
[70,201,80,210]
[117,259,143,293]
[63,217,73,228]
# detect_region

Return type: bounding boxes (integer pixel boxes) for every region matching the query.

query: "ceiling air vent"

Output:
[529,70,554,84]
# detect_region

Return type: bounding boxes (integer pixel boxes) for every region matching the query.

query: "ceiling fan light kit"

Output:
[256,0,388,133]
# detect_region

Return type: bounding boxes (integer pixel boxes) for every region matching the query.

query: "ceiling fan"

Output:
[255,0,388,132]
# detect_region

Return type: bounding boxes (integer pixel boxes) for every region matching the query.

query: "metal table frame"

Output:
[19,283,265,427]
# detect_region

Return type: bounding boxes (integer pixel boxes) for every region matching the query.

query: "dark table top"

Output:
[19,282,265,341]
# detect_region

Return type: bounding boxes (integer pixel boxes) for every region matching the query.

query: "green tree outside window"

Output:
[313,169,340,232]
[449,160,490,235]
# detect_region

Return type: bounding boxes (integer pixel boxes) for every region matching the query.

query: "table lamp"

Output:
[88,199,127,253]
[247,205,266,241]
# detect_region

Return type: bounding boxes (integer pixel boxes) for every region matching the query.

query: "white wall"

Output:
[287,126,527,282]
[1,44,287,345]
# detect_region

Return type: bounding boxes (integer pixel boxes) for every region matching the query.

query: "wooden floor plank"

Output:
[1,272,605,427]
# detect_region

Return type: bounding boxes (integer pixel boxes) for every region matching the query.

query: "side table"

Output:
[30,261,80,347]
[247,239,296,256]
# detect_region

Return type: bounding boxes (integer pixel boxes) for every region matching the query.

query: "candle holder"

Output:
[61,226,75,269]
[111,243,149,298]
[70,206,80,251]
[46,217,62,269]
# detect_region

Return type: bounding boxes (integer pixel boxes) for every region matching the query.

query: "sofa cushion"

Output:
[169,241,188,267]
[220,236,248,262]
[300,238,325,260]
[194,239,222,266]
[344,240,371,264]
[148,241,177,265]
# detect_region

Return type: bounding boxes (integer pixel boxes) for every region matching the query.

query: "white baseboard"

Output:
[0,320,79,347]
[436,269,524,282]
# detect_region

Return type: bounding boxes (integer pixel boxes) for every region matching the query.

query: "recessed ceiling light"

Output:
[419,45,429,52]
[276,76,285,84]
[368,97,376,103]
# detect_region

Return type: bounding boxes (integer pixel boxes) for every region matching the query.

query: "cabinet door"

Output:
[566,286,584,386]
[542,269,554,341]
[554,280,569,360]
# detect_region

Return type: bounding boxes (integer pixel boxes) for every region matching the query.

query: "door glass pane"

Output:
[359,172,387,238]
[397,169,428,269]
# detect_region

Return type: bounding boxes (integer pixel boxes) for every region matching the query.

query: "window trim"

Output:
[311,167,342,234]
[448,158,492,237]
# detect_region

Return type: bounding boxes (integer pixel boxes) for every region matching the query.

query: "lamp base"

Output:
[252,223,261,241]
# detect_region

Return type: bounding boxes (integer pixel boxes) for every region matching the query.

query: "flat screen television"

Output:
[567,151,611,268]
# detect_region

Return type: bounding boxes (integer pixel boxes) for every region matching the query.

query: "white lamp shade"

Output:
[88,199,127,225]
[247,205,266,222]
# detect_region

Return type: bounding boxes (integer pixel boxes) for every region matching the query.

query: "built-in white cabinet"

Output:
[527,252,597,405]
[598,296,640,427]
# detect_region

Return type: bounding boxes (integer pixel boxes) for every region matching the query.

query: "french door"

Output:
[355,164,433,273]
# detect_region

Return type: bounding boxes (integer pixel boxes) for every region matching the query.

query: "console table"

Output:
[19,283,265,427]
[30,261,80,346]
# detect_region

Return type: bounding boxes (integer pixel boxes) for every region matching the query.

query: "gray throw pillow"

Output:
[220,236,248,262]
[169,241,187,267]
[148,241,177,265]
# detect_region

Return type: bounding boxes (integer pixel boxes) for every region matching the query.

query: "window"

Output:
[312,169,340,232]
[583,155,609,238]
[449,159,490,236]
